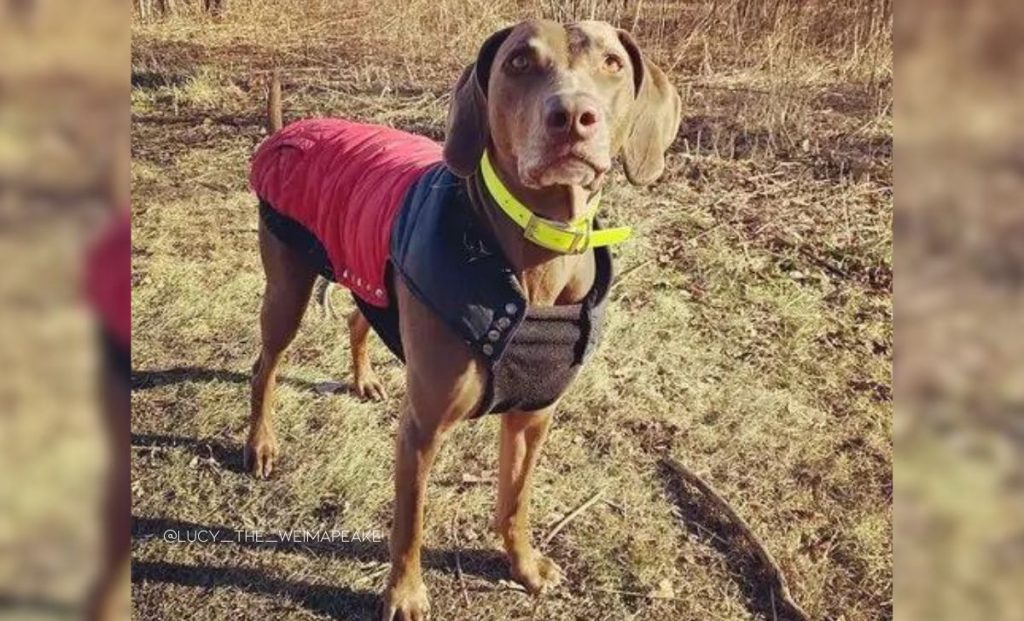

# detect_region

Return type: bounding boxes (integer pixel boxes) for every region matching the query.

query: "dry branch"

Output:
[543,489,605,546]
[660,457,812,621]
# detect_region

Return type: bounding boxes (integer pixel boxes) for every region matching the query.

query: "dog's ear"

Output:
[617,30,682,186]
[443,27,513,177]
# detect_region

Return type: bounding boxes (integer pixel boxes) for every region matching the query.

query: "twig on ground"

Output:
[543,489,605,546]
[661,457,812,621]
[495,580,528,593]
[594,586,677,601]
[197,181,232,193]
[681,82,774,95]
[602,498,626,514]
[460,472,496,485]
[610,259,653,292]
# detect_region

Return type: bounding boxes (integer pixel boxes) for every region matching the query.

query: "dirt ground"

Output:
[130,4,892,620]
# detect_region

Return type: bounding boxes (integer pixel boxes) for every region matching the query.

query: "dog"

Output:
[245,19,680,620]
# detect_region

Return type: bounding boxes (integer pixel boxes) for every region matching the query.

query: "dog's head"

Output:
[444,19,681,191]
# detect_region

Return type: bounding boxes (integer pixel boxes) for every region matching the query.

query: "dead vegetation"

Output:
[131,1,892,619]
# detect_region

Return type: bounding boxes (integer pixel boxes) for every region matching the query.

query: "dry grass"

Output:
[131,1,891,619]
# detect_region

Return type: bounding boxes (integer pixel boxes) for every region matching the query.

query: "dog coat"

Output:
[250,119,442,307]
[251,119,611,416]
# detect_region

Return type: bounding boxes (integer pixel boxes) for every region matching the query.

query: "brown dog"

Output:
[246,19,679,621]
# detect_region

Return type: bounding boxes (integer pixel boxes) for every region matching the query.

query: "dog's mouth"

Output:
[520,148,610,190]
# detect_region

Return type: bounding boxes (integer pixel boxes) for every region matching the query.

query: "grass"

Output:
[131,1,892,619]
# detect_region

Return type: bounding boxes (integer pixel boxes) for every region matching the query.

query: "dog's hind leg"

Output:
[246,220,316,478]
[348,309,386,401]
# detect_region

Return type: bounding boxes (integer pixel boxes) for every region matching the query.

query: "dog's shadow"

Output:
[132,365,508,617]
[132,365,372,403]
[133,515,511,619]
[130,364,378,475]
[132,366,325,393]
[132,559,380,619]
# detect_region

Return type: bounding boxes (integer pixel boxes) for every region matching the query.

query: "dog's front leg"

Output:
[494,407,563,594]
[381,398,448,621]
[382,279,485,619]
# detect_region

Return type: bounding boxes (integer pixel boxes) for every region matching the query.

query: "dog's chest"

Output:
[360,166,613,416]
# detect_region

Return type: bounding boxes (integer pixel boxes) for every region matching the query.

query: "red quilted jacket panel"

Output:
[250,119,442,307]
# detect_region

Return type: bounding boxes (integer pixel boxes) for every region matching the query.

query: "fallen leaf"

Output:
[648,578,674,599]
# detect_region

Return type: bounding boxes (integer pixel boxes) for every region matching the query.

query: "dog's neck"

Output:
[466,163,597,307]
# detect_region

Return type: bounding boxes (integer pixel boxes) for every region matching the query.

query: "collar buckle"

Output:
[524,214,590,254]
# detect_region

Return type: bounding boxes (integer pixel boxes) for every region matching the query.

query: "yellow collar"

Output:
[479,151,632,254]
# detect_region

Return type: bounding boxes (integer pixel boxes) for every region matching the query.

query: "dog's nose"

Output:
[543,95,601,140]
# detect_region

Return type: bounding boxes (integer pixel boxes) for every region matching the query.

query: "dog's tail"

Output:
[264,70,335,319]
[267,70,283,134]
[315,277,337,321]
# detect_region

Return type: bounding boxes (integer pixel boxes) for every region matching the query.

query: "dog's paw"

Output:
[380,577,429,621]
[510,550,563,595]
[353,373,387,401]
[243,429,279,479]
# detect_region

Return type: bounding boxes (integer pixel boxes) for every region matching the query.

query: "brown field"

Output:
[130,1,892,619]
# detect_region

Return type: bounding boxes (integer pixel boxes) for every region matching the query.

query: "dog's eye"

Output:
[603,54,624,73]
[506,52,532,73]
